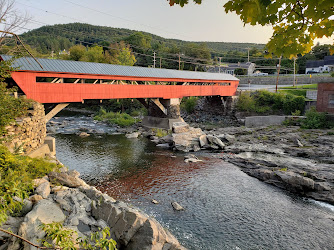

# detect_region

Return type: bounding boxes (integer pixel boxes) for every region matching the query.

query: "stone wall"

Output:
[2,102,46,154]
[239,75,333,85]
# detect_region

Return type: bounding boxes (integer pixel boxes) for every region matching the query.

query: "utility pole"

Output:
[275,56,282,93]
[153,52,156,68]
[218,57,223,73]
[160,57,162,69]
[293,57,296,87]
[246,48,250,63]
[178,53,181,70]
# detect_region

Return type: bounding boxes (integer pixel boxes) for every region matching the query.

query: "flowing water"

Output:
[53,118,334,250]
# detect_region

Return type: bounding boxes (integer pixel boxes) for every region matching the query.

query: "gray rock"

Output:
[29,194,43,203]
[48,171,86,188]
[199,134,208,147]
[32,178,48,188]
[156,143,170,148]
[0,216,24,241]
[171,202,184,211]
[19,199,65,248]
[172,122,190,134]
[35,181,50,199]
[88,187,184,249]
[126,132,140,139]
[184,158,202,163]
[159,135,173,144]
[172,127,204,152]
[217,133,236,143]
[275,171,315,192]
[19,199,33,217]
[79,132,90,137]
[207,135,225,149]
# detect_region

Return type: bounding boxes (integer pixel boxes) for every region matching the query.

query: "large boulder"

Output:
[172,127,204,152]
[126,132,140,139]
[18,199,66,249]
[275,171,315,192]
[172,122,190,134]
[48,170,87,188]
[87,186,184,250]
[207,135,225,149]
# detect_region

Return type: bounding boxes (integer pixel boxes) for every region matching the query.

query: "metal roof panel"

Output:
[1,55,239,81]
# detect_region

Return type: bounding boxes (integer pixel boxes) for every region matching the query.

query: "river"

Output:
[52,116,334,250]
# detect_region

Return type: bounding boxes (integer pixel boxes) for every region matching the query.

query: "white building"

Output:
[206,62,256,76]
[305,55,334,74]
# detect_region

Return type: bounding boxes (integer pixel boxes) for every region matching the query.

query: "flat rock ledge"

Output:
[214,126,334,205]
[2,168,185,250]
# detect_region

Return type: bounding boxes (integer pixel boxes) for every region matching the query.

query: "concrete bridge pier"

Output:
[221,96,238,115]
[141,98,184,129]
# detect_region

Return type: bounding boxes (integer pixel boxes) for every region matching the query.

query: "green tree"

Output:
[168,0,334,57]
[69,45,86,61]
[124,32,152,66]
[82,45,105,63]
[311,43,331,60]
[105,42,136,66]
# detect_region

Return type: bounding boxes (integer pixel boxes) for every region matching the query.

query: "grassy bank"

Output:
[94,108,140,127]
[237,90,305,115]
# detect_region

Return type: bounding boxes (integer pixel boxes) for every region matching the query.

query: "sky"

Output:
[15,0,333,45]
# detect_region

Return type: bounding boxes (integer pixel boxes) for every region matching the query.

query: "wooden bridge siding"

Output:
[11,72,239,103]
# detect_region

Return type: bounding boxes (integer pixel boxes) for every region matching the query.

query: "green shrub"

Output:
[94,108,139,127]
[236,90,305,115]
[0,59,30,136]
[283,95,305,114]
[152,128,170,138]
[331,71,334,77]
[40,222,117,250]
[301,107,329,129]
[181,97,197,113]
[236,91,256,112]
[0,146,58,224]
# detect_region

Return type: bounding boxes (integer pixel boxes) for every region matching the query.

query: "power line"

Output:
[17,1,270,61]
[62,0,194,40]
[3,22,216,68]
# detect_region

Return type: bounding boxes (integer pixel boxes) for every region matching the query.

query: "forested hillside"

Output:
[17,23,264,70]
[21,23,264,54]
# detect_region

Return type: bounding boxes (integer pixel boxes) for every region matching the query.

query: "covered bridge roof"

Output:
[1,55,239,82]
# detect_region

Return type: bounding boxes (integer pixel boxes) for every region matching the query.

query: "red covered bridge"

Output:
[2,55,239,103]
[2,55,239,126]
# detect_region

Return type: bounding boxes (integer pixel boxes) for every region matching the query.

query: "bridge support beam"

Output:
[45,103,69,122]
[142,98,183,129]
[151,99,168,115]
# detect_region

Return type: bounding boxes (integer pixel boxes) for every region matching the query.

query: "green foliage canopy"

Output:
[168,0,334,58]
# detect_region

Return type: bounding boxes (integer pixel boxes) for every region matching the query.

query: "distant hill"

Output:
[21,23,265,56]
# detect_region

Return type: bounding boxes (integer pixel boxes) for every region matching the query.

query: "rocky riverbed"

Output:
[154,123,334,205]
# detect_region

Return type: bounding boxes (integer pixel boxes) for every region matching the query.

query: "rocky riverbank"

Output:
[0,158,185,250]
[151,123,333,205]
